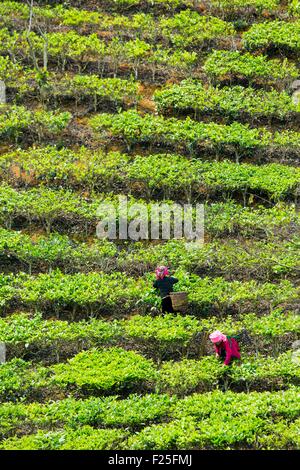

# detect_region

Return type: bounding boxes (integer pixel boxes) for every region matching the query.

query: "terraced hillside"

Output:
[0,0,300,450]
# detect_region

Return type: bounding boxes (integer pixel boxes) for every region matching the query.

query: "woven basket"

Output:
[169,291,188,312]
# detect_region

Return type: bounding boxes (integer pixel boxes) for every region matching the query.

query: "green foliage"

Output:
[0,227,299,281]
[198,160,300,200]
[126,413,266,449]
[159,11,234,48]
[0,56,22,83]
[2,389,300,449]
[0,105,71,142]
[118,236,300,280]
[52,347,157,393]
[19,269,149,315]
[26,74,141,109]
[0,183,297,239]
[0,227,118,273]
[0,26,198,76]
[178,274,297,313]
[203,50,298,85]
[1,308,299,362]
[97,393,175,427]
[124,313,199,345]
[173,388,300,422]
[0,267,296,316]
[127,154,300,200]
[3,147,299,201]
[0,273,17,307]
[242,310,300,338]
[158,353,300,395]
[208,0,279,15]
[0,358,47,401]
[0,394,173,439]
[227,352,300,390]
[289,0,300,15]
[90,109,300,158]
[0,0,299,452]
[0,5,234,47]
[157,357,222,394]
[257,417,300,449]
[0,1,28,18]
[243,20,300,52]
[0,312,121,351]
[0,146,131,192]
[0,426,127,450]
[154,79,300,121]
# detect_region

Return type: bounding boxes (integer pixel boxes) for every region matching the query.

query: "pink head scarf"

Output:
[155,266,169,279]
[209,330,227,343]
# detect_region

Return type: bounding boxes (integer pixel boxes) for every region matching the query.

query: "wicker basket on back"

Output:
[169,291,188,313]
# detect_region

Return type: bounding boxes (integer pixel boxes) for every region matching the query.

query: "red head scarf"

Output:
[209,330,227,343]
[155,266,169,279]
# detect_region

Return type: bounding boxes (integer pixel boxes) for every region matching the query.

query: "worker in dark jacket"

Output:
[209,330,241,366]
[153,266,178,313]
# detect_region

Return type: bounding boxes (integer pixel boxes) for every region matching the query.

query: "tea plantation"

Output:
[0,0,299,450]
